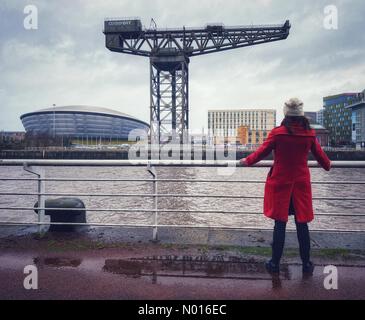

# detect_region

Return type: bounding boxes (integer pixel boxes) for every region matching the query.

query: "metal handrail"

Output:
[1,159,365,168]
[1,159,365,239]
[0,177,364,184]
[1,207,364,217]
[1,192,365,201]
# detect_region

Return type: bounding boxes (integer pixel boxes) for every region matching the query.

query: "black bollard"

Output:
[34,197,87,232]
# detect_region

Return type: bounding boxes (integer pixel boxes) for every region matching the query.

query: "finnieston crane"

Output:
[103,19,290,145]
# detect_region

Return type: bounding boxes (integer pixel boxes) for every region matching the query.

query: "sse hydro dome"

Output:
[20,105,149,141]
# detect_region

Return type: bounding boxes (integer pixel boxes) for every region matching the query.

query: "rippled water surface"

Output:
[0,166,364,231]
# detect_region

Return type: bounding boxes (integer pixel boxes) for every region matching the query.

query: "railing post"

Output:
[147,163,158,241]
[24,163,46,235]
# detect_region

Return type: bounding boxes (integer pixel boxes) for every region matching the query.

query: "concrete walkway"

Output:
[0,231,364,300]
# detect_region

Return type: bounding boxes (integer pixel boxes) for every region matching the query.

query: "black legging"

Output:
[271,197,311,264]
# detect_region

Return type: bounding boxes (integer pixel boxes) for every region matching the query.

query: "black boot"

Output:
[302,261,314,275]
[295,219,313,275]
[265,259,280,274]
[268,220,286,274]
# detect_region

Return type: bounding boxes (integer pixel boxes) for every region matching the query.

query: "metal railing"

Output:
[0,159,365,240]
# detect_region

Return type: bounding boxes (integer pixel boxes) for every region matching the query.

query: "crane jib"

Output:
[103,18,290,145]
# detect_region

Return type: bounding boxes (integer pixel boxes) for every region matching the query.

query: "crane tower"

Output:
[103,19,290,144]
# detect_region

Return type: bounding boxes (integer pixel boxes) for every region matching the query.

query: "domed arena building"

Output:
[20,105,149,143]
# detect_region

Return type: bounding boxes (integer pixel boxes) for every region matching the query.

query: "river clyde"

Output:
[0,166,364,231]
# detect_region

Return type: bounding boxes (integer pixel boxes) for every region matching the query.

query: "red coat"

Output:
[244,124,331,223]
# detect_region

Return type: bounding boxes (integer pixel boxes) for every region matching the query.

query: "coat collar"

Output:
[273,125,316,137]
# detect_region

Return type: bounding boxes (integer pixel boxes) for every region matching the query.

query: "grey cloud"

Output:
[0,0,364,130]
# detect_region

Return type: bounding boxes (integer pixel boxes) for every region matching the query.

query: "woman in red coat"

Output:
[240,98,331,274]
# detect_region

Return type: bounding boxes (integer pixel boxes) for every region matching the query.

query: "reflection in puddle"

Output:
[103,255,291,284]
[30,254,290,288]
[34,257,82,268]
[271,274,282,289]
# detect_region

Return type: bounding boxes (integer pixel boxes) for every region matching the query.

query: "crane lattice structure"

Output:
[103,19,290,145]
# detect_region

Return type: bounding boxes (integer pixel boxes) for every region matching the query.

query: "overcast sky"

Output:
[0,0,364,131]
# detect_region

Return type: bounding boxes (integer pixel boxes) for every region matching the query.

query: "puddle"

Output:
[34,257,82,268]
[103,255,291,282]
[1,253,290,287]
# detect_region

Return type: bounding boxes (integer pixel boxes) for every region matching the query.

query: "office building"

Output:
[346,90,365,149]
[0,131,25,142]
[236,126,268,145]
[304,112,317,124]
[208,108,276,145]
[311,124,329,146]
[323,92,361,146]
[316,109,324,126]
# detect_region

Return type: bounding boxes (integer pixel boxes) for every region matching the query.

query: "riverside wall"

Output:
[1,149,365,160]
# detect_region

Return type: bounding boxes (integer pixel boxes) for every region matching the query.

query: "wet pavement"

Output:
[1,248,365,299]
[1,225,364,250]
